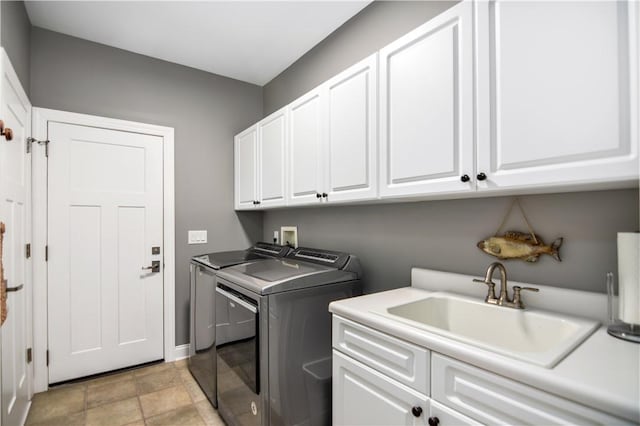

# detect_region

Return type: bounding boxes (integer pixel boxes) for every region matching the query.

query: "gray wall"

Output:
[31,27,264,345]
[1,0,31,95]
[261,1,640,294]
[264,190,639,294]
[263,1,458,115]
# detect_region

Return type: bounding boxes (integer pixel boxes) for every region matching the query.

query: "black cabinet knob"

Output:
[411,406,422,418]
[460,174,470,183]
[252,201,257,205]
[316,193,322,199]
[477,172,487,181]
[256,201,261,205]
[322,193,328,198]
[428,417,440,426]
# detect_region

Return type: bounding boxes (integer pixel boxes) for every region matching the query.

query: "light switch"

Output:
[188,230,207,244]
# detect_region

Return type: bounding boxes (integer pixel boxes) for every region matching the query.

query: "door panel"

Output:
[48,122,164,383]
[333,351,428,426]
[0,51,32,426]
[476,0,639,190]
[379,2,474,198]
[258,108,287,207]
[288,89,323,205]
[325,54,378,203]
[235,126,257,209]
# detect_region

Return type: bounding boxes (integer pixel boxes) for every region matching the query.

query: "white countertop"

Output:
[330,286,640,423]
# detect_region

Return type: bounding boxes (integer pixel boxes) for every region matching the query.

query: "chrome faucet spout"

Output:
[473,262,540,309]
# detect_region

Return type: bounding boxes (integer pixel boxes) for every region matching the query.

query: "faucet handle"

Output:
[473,278,498,303]
[512,286,539,309]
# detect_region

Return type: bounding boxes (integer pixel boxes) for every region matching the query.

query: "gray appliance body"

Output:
[188,243,290,408]
[215,247,362,426]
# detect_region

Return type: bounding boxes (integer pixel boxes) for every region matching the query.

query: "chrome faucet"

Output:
[473,262,539,309]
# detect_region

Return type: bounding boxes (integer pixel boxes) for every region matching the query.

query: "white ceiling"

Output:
[24,1,371,86]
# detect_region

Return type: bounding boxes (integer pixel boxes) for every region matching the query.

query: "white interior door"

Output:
[47,122,164,383]
[0,50,33,426]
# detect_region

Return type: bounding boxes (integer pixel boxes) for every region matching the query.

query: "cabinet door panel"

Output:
[432,353,634,425]
[234,126,257,210]
[380,2,474,198]
[325,54,378,203]
[288,89,323,205]
[429,400,481,426]
[333,351,428,426]
[258,108,287,207]
[476,0,639,190]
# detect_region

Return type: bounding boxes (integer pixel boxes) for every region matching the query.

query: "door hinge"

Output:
[46,350,49,366]
[45,245,49,261]
[26,137,50,157]
[26,347,32,363]
[26,243,31,259]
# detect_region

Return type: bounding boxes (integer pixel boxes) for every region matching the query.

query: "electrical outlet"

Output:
[188,230,207,244]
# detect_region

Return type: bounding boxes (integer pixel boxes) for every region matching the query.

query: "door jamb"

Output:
[31,108,176,393]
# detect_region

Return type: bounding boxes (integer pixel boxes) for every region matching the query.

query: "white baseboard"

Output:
[172,344,191,361]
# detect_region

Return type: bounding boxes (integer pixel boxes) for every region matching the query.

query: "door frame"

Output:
[31,108,176,392]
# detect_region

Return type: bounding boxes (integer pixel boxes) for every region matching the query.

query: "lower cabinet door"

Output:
[429,400,481,426]
[333,350,429,426]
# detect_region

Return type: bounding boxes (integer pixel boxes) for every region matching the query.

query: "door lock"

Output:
[142,260,160,273]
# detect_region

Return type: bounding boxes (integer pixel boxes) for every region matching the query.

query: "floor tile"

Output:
[146,405,205,426]
[85,397,142,426]
[26,386,86,424]
[195,400,225,426]
[29,410,86,426]
[87,379,137,408]
[174,358,189,369]
[86,371,134,389]
[133,362,174,378]
[136,367,182,395]
[183,376,207,403]
[139,384,192,418]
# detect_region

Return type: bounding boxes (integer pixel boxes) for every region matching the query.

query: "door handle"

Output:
[3,280,23,293]
[141,261,160,273]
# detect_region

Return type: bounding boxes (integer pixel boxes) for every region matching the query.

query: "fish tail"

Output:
[550,237,563,261]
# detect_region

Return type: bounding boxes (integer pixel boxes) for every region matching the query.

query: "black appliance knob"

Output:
[477,172,487,181]
[411,406,422,418]
[460,174,470,182]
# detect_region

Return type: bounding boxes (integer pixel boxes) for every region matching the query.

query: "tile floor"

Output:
[25,359,226,426]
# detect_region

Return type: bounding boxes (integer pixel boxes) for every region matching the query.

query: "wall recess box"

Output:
[280,226,298,248]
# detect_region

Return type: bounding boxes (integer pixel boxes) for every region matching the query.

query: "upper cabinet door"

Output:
[288,88,324,206]
[379,1,475,199]
[234,125,257,210]
[476,0,639,191]
[258,108,287,208]
[324,54,378,203]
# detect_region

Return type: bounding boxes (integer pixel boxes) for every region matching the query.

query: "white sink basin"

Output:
[384,292,600,368]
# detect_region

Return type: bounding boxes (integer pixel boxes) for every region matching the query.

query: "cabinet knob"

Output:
[428,417,440,426]
[411,406,422,418]
[322,193,328,198]
[460,174,470,183]
[256,200,261,205]
[477,172,487,181]
[316,193,322,199]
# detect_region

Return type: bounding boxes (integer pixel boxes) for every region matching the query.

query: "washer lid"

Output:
[216,258,357,295]
[191,242,291,270]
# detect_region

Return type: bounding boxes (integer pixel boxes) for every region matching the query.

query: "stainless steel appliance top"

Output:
[190,242,290,270]
[216,246,362,295]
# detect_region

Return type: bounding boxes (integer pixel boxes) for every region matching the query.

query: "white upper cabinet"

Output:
[379,1,475,199]
[288,88,324,206]
[324,54,378,203]
[234,125,257,209]
[475,0,639,191]
[258,108,287,208]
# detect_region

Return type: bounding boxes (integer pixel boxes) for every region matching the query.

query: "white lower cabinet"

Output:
[332,316,634,426]
[333,350,429,426]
